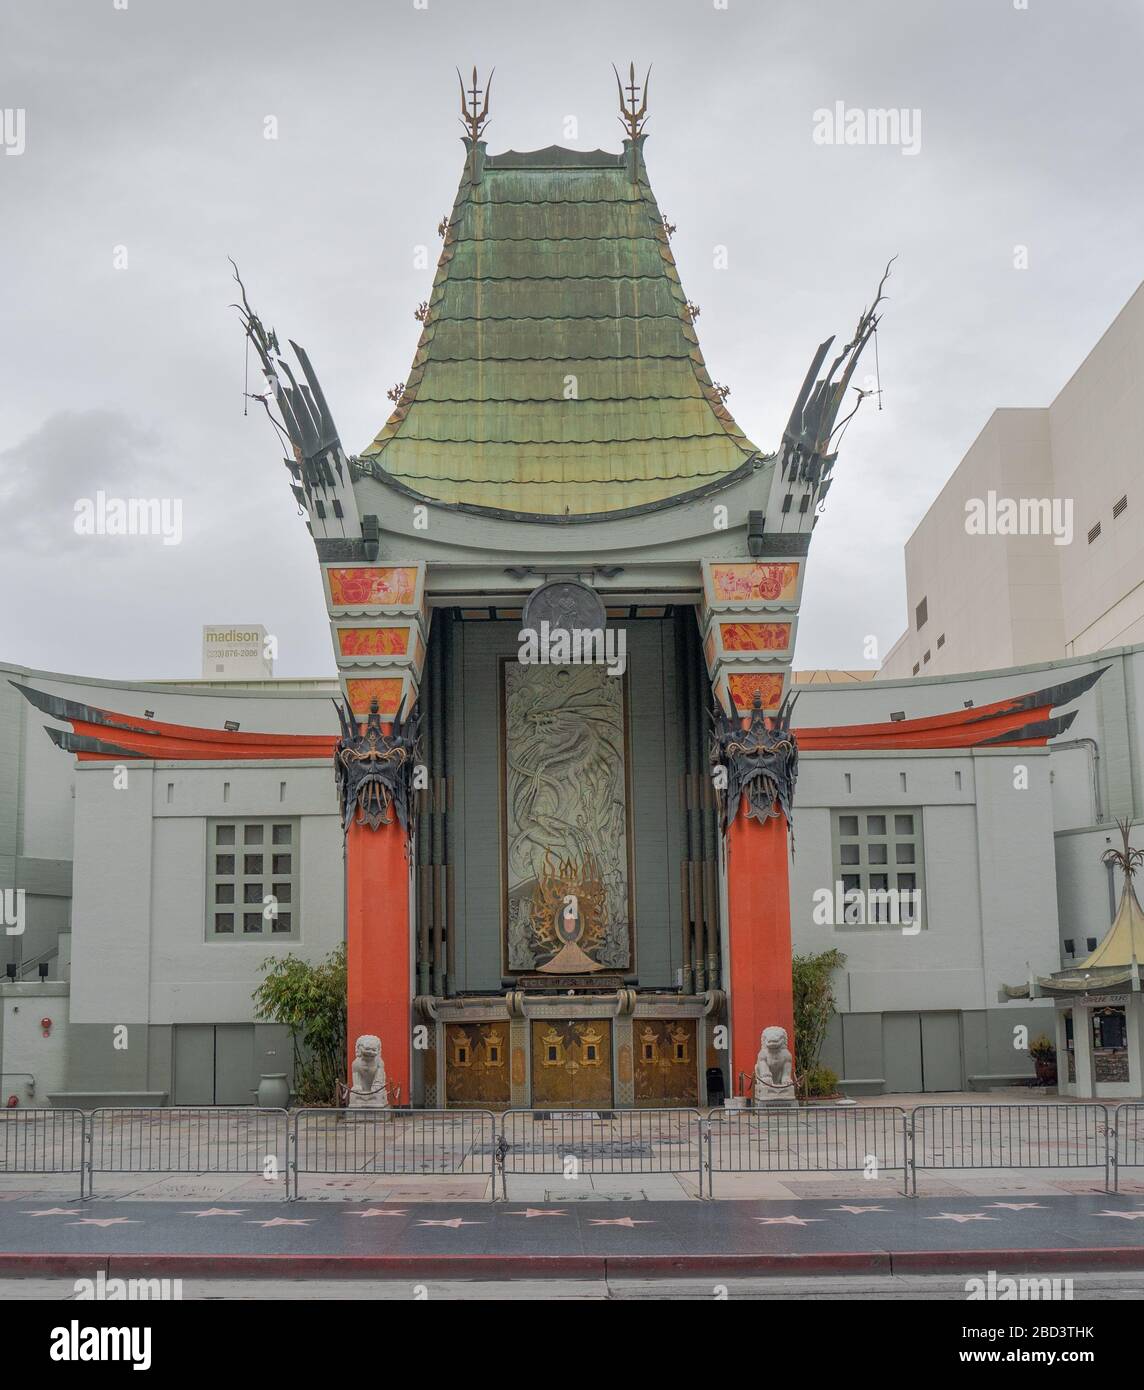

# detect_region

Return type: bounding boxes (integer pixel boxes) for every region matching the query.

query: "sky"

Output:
[2,0,1143,680]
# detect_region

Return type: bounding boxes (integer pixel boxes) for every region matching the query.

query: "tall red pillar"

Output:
[346,817,412,1106]
[726,808,795,1095]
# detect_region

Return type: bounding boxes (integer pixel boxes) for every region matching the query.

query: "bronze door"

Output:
[634,1020,698,1106]
[444,1023,510,1108]
[530,1020,613,1108]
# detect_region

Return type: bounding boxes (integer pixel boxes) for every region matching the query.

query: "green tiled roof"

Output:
[360,138,764,516]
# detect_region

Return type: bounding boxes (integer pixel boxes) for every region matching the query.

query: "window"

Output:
[831,809,925,931]
[915,597,928,630]
[911,663,920,676]
[936,633,945,649]
[208,818,298,940]
[923,650,931,664]
[1088,522,1101,544]
[1113,495,1128,520]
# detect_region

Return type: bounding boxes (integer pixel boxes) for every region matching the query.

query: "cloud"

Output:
[0,410,174,556]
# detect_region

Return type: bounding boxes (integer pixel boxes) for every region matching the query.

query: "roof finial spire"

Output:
[457,65,493,143]
[613,61,650,141]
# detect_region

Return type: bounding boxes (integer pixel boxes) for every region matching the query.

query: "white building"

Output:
[882,282,1144,680]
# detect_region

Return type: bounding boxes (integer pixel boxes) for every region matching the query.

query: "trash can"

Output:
[705,1067,726,1106]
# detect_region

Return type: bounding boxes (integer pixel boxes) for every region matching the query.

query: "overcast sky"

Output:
[2,0,1142,680]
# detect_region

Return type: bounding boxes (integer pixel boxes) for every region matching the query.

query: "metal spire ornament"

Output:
[613,61,650,140]
[457,65,493,143]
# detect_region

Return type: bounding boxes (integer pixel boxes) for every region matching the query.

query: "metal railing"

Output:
[1113,1104,1144,1192]
[4,1103,1141,1200]
[498,1107,705,1199]
[292,1107,497,1200]
[89,1107,290,1198]
[707,1105,910,1196]
[0,1107,86,1198]
[911,1103,1111,1194]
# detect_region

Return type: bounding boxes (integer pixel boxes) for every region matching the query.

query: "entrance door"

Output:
[444,1023,510,1107]
[530,1020,613,1108]
[920,1012,963,1092]
[634,1020,699,1106]
[173,1024,256,1105]
[881,1012,963,1093]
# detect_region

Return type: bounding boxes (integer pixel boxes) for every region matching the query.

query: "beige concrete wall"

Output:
[883,281,1144,677]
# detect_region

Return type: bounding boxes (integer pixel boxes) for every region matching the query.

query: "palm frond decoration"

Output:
[1101,818,1144,879]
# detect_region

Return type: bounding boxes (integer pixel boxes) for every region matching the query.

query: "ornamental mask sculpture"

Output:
[710,690,799,838]
[334,696,421,834]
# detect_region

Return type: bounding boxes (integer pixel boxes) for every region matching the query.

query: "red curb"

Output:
[116,1254,607,1279]
[606,1252,891,1276]
[1,1248,1142,1279]
[891,1247,1144,1274]
[0,1254,110,1276]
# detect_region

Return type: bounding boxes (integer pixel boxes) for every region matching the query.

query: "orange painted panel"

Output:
[710,562,799,603]
[336,627,410,657]
[727,673,785,713]
[345,677,405,718]
[327,566,418,607]
[720,621,792,652]
[703,629,716,673]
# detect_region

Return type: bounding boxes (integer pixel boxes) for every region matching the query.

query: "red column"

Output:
[726,808,795,1096]
[346,817,412,1105]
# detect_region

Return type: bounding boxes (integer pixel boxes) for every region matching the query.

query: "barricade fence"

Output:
[292,1107,498,1200]
[0,1107,87,1198]
[89,1107,290,1198]
[2,1103,1139,1199]
[1114,1103,1144,1192]
[498,1107,705,1199]
[707,1105,910,1196]
[910,1103,1111,1195]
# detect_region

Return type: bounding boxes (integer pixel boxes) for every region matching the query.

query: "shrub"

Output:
[253,945,347,1107]
[792,948,846,1077]
[801,1064,840,1098]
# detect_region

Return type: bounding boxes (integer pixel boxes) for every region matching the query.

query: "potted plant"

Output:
[1029,1034,1057,1085]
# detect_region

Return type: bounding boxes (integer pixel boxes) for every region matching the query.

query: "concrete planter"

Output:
[256,1074,290,1108]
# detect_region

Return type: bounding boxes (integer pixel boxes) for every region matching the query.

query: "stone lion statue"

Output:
[753,1025,795,1105]
[348,1033,389,1109]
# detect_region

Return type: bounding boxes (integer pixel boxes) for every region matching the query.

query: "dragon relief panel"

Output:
[502,662,632,972]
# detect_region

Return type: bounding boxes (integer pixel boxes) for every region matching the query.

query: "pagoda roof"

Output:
[359,137,764,517]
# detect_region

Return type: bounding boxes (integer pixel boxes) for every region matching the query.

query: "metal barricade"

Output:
[89,1107,290,1198]
[292,1108,498,1200]
[911,1103,1111,1194]
[707,1105,910,1196]
[498,1107,705,1199]
[1113,1103,1144,1192]
[0,1107,87,1199]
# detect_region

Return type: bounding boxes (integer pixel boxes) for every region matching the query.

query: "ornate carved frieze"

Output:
[334,697,421,834]
[710,690,798,835]
[502,662,632,971]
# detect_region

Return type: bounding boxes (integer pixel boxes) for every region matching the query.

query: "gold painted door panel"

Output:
[444,1023,510,1108]
[634,1020,698,1106]
[530,1020,613,1108]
